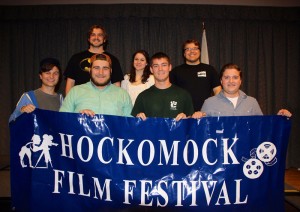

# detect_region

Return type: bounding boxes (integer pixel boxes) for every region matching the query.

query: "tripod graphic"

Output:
[19,134,58,169]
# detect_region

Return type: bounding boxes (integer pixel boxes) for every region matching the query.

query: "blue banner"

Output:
[9,109,291,211]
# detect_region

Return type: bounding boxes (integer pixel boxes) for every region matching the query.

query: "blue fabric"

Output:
[9,109,291,211]
[9,91,37,123]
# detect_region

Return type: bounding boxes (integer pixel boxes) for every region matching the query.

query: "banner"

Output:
[10,109,291,211]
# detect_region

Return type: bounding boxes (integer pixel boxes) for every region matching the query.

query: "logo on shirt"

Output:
[80,58,91,72]
[197,71,207,77]
[170,101,177,110]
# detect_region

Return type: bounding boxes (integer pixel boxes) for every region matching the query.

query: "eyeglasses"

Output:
[184,47,199,52]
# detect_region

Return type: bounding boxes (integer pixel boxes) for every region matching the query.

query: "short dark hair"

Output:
[87,25,108,49]
[220,63,243,80]
[150,52,170,65]
[182,39,200,55]
[39,58,61,74]
[39,57,62,92]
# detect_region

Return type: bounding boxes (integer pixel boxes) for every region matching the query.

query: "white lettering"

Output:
[92,178,112,201]
[53,169,65,193]
[59,133,74,159]
[117,139,134,165]
[77,136,93,162]
[183,140,198,166]
[140,180,153,206]
[202,139,217,165]
[97,137,113,164]
[222,134,239,164]
[138,140,155,166]
[123,180,136,204]
[158,140,179,165]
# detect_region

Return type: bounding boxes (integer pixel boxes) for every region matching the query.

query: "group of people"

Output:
[9,24,292,123]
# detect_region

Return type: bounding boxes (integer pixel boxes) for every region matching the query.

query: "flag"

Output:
[201,23,209,64]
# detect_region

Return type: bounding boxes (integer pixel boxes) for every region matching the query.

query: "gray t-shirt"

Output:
[34,89,61,111]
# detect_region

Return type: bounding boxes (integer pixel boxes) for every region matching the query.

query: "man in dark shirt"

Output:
[170,39,221,111]
[64,24,124,95]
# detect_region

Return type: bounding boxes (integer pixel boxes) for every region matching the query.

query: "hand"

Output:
[192,111,206,119]
[175,113,187,121]
[20,104,36,113]
[277,109,292,118]
[79,109,95,117]
[136,112,147,121]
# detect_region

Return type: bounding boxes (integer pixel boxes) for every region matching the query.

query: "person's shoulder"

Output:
[123,74,130,80]
[139,85,155,95]
[18,91,31,100]
[202,95,219,108]
[171,84,186,90]
[171,84,189,94]
[103,51,119,60]
[110,84,128,92]
[240,90,257,102]
[172,64,186,71]
[146,74,155,83]
[70,50,90,58]
[200,63,216,70]
[72,81,91,91]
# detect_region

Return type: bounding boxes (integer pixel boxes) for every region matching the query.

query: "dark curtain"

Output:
[1,4,299,167]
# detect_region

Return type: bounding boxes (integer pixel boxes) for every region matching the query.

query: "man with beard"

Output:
[170,39,221,112]
[131,52,194,121]
[64,25,124,95]
[60,54,132,117]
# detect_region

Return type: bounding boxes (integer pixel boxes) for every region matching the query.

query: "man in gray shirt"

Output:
[192,63,292,118]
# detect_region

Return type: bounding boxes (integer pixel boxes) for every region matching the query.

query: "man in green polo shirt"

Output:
[60,53,132,117]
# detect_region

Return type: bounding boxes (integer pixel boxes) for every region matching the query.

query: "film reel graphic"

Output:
[243,158,264,179]
[256,142,277,163]
[242,141,277,179]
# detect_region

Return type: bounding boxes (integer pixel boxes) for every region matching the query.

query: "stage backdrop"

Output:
[10,109,291,211]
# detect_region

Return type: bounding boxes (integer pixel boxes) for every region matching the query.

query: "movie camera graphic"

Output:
[19,134,58,169]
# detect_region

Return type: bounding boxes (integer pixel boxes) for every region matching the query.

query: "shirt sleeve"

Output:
[63,54,77,80]
[252,99,263,115]
[131,94,143,117]
[59,89,76,113]
[121,74,129,91]
[110,56,124,83]
[122,92,133,117]
[9,92,33,122]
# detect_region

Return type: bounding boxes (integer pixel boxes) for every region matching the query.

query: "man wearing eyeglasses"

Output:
[170,39,221,112]
[60,54,132,117]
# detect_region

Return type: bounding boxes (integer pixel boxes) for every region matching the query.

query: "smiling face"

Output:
[183,42,201,65]
[88,28,106,48]
[150,57,172,83]
[39,66,60,88]
[90,59,111,88]
[133,53,147,72]
[221,68,242,98]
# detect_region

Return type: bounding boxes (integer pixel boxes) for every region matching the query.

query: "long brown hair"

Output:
[129,50,151,84]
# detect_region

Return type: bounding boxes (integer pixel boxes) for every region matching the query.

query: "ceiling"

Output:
[1,0,300,7]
